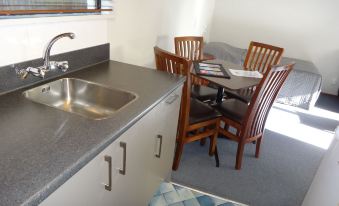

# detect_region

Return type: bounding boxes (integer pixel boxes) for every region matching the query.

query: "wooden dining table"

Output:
[191,59,261,103]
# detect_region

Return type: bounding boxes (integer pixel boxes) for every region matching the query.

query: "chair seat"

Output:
[191,85,218,102]
[213,99,248,123]
[224,88,254,103]
[189,98,221,125]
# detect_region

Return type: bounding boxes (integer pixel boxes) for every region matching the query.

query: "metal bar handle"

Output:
[165,94,179,104]
[155,135,163,158]
[119,142,127,175]
[104,155,112,191]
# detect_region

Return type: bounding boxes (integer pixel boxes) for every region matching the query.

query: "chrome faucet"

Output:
[16,32,75,79]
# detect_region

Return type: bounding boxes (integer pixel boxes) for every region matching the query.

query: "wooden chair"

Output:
[154,46,221,171]
[174,36,204,61]
[226,41,284,103]
[214,63,294,170]
[244,41,284,73]
[174,36,218,102]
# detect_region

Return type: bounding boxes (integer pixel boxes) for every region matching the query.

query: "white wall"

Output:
[0,0,216,70]
[210,0,339,95]
[0,16,110,67]
[108,0,215,68]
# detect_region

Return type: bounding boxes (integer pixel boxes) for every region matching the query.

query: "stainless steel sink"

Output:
[23,78,137,120]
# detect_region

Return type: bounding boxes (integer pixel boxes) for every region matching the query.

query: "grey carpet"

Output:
[316,93,339,113]
[171,128,326,206]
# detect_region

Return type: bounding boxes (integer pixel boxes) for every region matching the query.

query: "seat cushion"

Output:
[189,98,221,125]
[213,99,248,123]
[224,88,254,103]
[191,85,218,102]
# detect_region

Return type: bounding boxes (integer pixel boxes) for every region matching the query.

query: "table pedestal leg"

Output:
[216,87,224,104]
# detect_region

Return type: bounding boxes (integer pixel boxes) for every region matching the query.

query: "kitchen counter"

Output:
[0,60,185,206]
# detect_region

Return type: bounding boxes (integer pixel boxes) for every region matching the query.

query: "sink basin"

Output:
[23,78,137,120]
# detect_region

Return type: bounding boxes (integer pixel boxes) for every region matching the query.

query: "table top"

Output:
[193,59,261,90]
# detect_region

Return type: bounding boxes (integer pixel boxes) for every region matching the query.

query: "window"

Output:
[0,0,112,16]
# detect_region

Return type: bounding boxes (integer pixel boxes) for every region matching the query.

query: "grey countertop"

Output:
[0,60,185,206]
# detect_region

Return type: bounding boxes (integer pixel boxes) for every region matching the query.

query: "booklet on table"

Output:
[194,62,230,79]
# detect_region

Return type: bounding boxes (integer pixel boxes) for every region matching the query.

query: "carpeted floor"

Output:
[315,93,339,113]
[171,98,339,206]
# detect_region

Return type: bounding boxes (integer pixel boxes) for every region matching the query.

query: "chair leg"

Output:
[209,119,220,156]
[209,134,217,156]
[209,136,216,156]
[199,128,207,146]
[172,141,185,171]
[214,146,220,167]
[255,136,262,158]
[235,142,245,170]
[200,138,206,146]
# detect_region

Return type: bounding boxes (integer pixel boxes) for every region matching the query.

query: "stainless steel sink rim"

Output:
[23,78,138,120]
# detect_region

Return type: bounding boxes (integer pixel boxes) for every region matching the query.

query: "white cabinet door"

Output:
[147,87,182,186]
[155,87,182,179]
[110,86,182,206]
[40,112,156,206]
[108,117,155,206]
[40,140,120,206]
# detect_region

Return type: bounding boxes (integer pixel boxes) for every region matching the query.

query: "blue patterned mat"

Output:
[149,182,245,206]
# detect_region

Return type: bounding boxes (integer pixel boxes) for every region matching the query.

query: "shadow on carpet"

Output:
[171,130,325,206]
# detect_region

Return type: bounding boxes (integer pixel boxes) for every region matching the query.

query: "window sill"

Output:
[0,13,114,26]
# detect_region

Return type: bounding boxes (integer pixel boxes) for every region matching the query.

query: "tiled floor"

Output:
[149,182,245,206]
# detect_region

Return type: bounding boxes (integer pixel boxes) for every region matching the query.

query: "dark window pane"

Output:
[0,0,112,15]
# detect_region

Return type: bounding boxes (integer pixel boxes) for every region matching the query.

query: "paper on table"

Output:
[199,63,221,68]
[229,69,263,78]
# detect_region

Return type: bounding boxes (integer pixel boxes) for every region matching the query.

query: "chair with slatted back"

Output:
[174,36,218,102]
[226,41,284,103]
[175,36,204,61]
[214,63,294,170]
[154,46,221,171]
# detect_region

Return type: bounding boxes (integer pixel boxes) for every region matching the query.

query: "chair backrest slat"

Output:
[253,46,263,69]
[243,41,284,74]
[257,47,267,70]
[175,36,203,61]
[241,63,294,139]
[154,46,192,137]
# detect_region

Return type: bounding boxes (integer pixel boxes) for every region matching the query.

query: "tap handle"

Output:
[15,67,28,79]
[50,61,69,72]
[57,61,69,72]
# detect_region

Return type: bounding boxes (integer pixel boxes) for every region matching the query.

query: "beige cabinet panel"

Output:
[40,86,182,206]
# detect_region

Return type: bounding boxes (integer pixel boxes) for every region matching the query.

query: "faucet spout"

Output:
[15,32,75,79]
[43,32,75,69]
